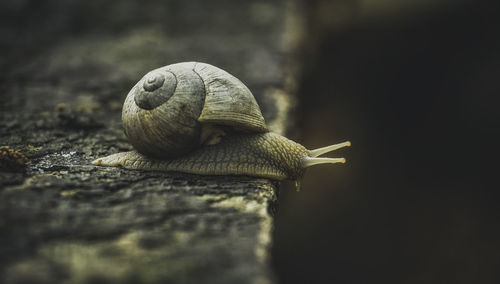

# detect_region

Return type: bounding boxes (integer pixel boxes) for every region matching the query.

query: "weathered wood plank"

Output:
[0,1,299,283]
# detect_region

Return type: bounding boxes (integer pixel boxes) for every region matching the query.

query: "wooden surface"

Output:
[0,1,299,283]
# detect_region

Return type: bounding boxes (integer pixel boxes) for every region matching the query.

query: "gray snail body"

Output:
[93,62,350,184]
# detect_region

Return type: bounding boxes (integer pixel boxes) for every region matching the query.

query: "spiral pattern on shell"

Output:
[122,62,267,158]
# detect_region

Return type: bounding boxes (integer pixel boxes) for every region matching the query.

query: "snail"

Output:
[92,62,350,190]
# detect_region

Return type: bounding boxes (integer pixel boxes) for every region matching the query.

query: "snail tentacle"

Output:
[308,141,351,158]
[301,141,351,168]
[301,157,346,168]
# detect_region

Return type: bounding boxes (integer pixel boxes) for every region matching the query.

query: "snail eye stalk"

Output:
[301,157,345,168]
[301,141,351,168]
[308,141,351,157]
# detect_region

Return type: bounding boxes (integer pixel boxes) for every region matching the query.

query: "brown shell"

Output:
[122,62,267,158]
[194,63,267,132]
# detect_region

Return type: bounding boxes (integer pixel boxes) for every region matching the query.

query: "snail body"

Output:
[94,132,307,180]
[93,62,350,184]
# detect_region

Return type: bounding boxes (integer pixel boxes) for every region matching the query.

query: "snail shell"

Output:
[122,62,267,158]
[93,62,350,188]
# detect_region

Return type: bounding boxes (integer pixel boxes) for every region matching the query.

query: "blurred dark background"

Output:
[274,0,500,283]
[1,0,499,283]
